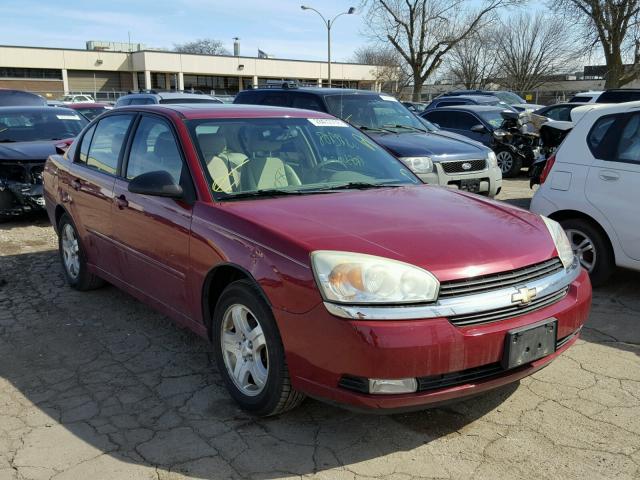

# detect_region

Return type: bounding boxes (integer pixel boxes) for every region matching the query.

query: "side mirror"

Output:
[470,124,487,133]
[128,170,183,198]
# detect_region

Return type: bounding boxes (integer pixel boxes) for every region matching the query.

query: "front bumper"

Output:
[276,268,591,412]
[417,163,502,197]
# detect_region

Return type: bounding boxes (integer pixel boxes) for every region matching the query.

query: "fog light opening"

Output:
[368,378,417,395]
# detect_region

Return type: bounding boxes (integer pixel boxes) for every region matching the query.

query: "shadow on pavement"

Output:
[0,249,520,479]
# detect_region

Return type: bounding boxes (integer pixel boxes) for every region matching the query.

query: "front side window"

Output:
[324,94,434,132]
[450,112,480,130]
[188,117,419,199]
[126,116,185,183]
[85,114,134,175]
[424,110,454,128]
[0,109,87,142]
[291,94,324,112]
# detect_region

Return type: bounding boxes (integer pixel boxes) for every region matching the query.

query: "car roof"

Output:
[436,94,500,102]
[115,103,337,120]
[0,106,80,114]
[240,87,383,97]
[66,102,110,108]
[120,92,218,100]
[431,105,507,112]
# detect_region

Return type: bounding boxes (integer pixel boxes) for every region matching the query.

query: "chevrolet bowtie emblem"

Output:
[512,287,537,305]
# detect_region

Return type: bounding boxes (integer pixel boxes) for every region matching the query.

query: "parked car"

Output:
[531,101,640,285]
[0,106,87,218]
[0,89,46,107]
[422,105,538,177]
[438,89,527,106]
[568,91,603,103]
[512,103,544,113]
[66,102,113,121]
[595,89,640,104]
[534,102,588,122]
[235,87,502,197]
[424,94,515,111]
[47,100,66,107]
[61,94,95,103]
[115,91,223,107]
[401,101,429,113]
[44,104,591,415]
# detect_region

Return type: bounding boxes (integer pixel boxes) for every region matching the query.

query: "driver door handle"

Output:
[598,170,619,182]
[115,194,129,210]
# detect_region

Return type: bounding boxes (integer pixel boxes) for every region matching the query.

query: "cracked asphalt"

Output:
[0,179,638,480]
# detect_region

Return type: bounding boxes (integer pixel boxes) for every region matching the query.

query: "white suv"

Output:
[531,102,640,285]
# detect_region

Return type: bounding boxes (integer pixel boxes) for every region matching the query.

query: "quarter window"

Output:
[77,125,96,164]
[85,115,134,174]
[616,114,640,164]
[126,116,185,183]
[587,115,618,159]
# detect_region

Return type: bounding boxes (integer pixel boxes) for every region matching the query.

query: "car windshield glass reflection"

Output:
[477,110,507,129]
[324,94,435,132]
[0,110,88,142]
[188,117,419,200]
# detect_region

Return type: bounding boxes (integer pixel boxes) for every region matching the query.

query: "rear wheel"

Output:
[560,218,614,286]
[57,214,105,290]
[496,149,522,178]
[212,280,305,416]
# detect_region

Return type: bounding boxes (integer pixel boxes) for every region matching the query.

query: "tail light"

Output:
[540,154,556,185]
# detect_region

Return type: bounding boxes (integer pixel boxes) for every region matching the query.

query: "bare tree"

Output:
[353,46,411,95]
[174,38,230,56]
[446,30,499,89]
[495,13,576,93]
[550,0,640,88]
[362,0,521,101]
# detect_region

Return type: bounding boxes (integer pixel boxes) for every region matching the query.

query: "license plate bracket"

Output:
[459,179,481,193]
[502,318,557,370]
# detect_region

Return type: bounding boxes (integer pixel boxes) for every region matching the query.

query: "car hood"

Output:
[368,130,488,160]
[216,185,557,282]
[0,141,59,162]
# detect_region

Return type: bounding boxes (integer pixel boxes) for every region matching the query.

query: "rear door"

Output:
[60,113,135,273]
[111,114,195,317]
[585,112,640,260]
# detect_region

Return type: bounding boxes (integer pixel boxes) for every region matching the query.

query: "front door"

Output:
[586,112,640,260]
[111,114,195,317]
[60,113,135,273]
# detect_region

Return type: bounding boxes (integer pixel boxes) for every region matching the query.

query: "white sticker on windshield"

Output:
[56,115,82,120]
[308,118,348,127]
[379,95,398,102]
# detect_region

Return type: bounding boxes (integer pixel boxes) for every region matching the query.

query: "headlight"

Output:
[311,251,439,304]
[487,151,498,168]
[399,156,433,174]
[541,216,575,269]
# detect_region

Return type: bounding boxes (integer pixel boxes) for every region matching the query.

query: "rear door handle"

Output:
[115,195,129,210]
[71,179,81,191]
[599,170,620,181]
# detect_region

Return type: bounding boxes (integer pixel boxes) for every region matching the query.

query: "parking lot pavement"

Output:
[0,179,638,480]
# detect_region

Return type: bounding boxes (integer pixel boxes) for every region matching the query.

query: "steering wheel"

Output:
[316,159,349,172]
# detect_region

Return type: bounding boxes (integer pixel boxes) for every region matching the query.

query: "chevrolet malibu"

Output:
[43,104,591,416]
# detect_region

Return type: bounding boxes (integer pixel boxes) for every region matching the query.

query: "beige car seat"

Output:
[240,129,301,190]
[198,133,247,193]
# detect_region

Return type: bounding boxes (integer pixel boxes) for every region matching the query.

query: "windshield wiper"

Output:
[357,125,396,134]
[220,188,338,200]
[315,181,404,191]
[382,124,427,133]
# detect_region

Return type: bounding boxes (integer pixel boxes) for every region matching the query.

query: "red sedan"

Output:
[43,104,591,415]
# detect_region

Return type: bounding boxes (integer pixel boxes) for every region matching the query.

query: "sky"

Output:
[0,0,370,62]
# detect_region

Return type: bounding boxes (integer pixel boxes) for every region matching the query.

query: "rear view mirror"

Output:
[470,124,486,133]
[128,170,183,198]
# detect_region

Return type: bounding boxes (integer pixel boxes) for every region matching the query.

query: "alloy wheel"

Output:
[496,150,514,174]
[220,304,269,397]
[565,228,597,272]
[61,224,80,279]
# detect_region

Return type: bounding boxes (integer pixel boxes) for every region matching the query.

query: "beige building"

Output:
[0,45,385,100]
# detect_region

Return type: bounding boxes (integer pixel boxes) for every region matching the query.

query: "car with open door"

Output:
[44,104,590,415]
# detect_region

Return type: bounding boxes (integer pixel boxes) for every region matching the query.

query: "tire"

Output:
[560,218,615,287]
[496,149,523,178]
[57,214,105,291]
[212,280,305,416]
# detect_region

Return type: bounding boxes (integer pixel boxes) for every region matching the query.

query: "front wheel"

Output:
[560,218,615,286]
[212,280,305,416]
[495,149,522,178]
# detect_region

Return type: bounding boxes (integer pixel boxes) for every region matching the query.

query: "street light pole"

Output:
[301,5,355,88]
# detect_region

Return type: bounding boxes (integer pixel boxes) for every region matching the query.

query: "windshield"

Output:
[477,110,507,129]
[494,91,526,105]
[187,117,419,200]
[0,109,88,142]
[324,94,435,132]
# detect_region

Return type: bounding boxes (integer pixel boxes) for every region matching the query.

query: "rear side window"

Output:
[259,94,290,107]
[85,115,135,175]
[291,94,324,112]
[424,110,455,128]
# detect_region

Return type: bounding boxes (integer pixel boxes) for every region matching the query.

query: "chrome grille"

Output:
[441,159,487,174]
[439,258,564,299]
[449,287,569,327]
